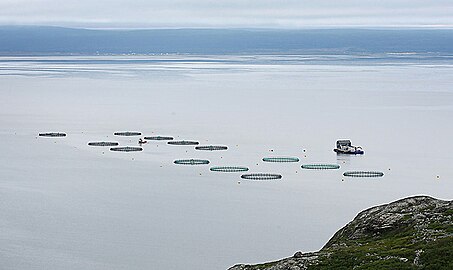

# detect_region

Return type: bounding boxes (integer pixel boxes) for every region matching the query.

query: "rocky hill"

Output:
[229,196,452,270]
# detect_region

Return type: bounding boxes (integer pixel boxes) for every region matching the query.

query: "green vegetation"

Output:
[311,231,452,270]
[230,196,452,270]
[420,237,453,270]
[252,262,279,269]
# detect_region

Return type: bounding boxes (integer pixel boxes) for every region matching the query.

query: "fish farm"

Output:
[195,145,228,151]
[241,173,283,180]
[343,171,384,177]
[144,136,174,141]
[38,132,67,137]
[114,132,142,136]
[210,166,249,172]
[301,164,340,170]
[110,146,143,152]
[37,130,384,182]
[262,157,300,163]
[88,142,119,147]
[174,159,210,165]
[168,140,199,146]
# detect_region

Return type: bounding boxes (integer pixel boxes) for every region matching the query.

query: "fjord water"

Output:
[1,55,452,269]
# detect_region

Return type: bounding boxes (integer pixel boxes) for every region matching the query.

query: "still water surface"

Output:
[1,55,452,269]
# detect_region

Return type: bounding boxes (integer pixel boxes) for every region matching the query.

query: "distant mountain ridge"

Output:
[229,196,453,270]
[1,26,453,55]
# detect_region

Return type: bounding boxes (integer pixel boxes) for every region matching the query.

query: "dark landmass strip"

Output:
[229,196,453,270]
[1,26,453,55]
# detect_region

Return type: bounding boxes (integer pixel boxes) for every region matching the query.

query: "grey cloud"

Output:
[0,0,452,28]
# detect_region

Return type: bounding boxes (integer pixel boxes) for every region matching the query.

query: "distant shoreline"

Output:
[1,27,453,55]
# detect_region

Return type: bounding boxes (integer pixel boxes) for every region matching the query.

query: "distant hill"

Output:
[1,26,453,55]
[230,196,453,270]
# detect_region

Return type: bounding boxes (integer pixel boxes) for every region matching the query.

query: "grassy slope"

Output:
[231,197,452,270]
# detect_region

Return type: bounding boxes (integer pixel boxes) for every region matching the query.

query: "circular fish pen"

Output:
[210,166,249,172]
[195,145,228,151]
[144,136,174,141]
[262,157,300,163]
[114,132,142,136]
[168,140,199,146]
[88,142,119,147]
[241,173,282,180]
[39,132,66,137]
[343,171,384,178]
[174,159,210,165]
[110,146,143,152]
[301,164,340,170]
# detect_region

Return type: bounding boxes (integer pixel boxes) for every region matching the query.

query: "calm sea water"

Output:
[1,55,452,270]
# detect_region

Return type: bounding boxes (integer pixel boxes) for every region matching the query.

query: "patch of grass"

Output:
[312,226,421,269]
[420,236,453,270]
[402,214,412,221]
[427,222,453,233]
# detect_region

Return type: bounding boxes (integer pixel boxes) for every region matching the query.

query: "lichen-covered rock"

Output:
[229,252,320,270]
[229,196,452,270]
[325,196,452,248]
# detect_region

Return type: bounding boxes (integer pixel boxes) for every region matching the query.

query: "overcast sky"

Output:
[1,0,452,29]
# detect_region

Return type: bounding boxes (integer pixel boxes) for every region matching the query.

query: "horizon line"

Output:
[2,24,453,31]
